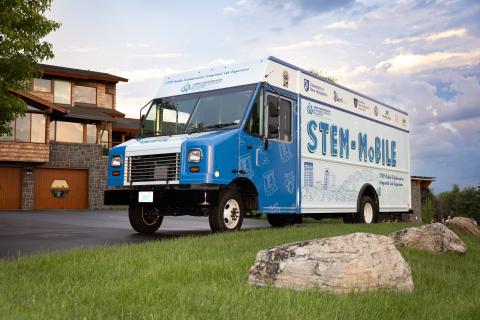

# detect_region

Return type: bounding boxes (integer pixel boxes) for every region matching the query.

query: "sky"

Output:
[44,0,480,192]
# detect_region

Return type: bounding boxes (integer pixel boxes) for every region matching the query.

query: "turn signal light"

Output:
[112,170,121,176]
[189,166,200,173]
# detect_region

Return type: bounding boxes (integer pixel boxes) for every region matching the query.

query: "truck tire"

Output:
[358,196,377,224]
[267,214,301,227]
[129,206,163,234]
[209,189,244,232]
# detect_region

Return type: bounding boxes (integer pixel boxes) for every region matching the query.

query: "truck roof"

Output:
[154,56,409,131]
[268,56,408,116]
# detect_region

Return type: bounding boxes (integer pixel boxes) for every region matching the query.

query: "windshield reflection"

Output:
[139,84,256,137]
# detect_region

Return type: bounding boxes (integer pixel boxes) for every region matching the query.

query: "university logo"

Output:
[181,83,191,93]
[307,104,314,114]
[333,90,343,103]
[282,70,289,87]
[304,79,310,92]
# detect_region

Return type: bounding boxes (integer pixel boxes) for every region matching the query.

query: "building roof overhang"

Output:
[10,90,66,114]
[38,64,128,83]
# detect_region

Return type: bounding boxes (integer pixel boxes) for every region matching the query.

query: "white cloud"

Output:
[269,34,348,51]
[376,49,480,74]
[116,66,179,83]
[205,58,235,67]
[125,43,151,48]
[222,0,255,14]
[325,20,357,30]
[384,28,467,44]
[65,46,98,53]
[132,53,187,59]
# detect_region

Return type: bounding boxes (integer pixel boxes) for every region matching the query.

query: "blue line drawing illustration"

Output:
[263,169,278,197]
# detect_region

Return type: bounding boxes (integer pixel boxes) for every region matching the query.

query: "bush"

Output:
[421,197,435,224]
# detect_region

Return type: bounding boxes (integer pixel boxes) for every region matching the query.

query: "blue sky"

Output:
[45,0,480,192]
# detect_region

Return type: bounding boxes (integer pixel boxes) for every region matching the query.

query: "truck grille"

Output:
[125,153,180,183]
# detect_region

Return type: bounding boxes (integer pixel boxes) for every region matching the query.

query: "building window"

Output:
[50,121,102,145]
[33,78,51,92]
[50,121,56,141]
[31,113,46,143]
[15,115,31,142]
[86,124,97,143]
[0,113,46,143]
[0,121,14,141]
[54,80,71,104]
[74,85,96,105]
[105,93,114,109]
[100,129,109,148]
[55,121,84,143]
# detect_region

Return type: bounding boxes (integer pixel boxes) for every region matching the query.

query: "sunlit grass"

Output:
[1,221,479,319]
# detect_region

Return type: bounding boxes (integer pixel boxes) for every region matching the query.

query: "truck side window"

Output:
[279,98,292,142]
[245,88,264,137]
[266,93,292,143]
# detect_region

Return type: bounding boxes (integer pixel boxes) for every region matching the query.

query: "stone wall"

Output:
[402,180,422,223]
[21,141,108,210]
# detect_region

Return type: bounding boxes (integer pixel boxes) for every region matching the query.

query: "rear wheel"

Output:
[129,206,163,233]
[209,189,244,232]
[358,196,377,224]
[267,214,302,227]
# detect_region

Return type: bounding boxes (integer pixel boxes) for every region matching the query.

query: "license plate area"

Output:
[138,191,153,203]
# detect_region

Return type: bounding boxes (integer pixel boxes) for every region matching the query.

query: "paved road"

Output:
[0,210,270,259]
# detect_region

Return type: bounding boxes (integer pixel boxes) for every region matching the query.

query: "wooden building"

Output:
[0,64,138,210]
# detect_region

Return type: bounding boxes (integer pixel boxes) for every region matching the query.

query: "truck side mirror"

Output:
[267,100,279,139]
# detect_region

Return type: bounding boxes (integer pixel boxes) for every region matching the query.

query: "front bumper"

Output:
[104,187,220,207]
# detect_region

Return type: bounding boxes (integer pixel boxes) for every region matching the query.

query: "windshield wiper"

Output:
[187,122,238,134]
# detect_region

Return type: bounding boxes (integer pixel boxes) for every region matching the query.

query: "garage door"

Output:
[34,168,88,209]
[0,167,22,210]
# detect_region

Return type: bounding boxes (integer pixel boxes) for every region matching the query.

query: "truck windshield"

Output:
[139,84,256,136]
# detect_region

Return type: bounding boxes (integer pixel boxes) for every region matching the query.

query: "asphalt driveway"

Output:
[0,210,270,259]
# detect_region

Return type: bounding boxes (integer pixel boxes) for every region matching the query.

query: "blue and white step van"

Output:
[105,56,411,233]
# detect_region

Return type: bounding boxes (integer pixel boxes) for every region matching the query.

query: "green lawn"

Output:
[1,220,479,320]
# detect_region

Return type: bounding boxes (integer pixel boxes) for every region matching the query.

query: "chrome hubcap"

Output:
[223,199,240,229]
[364,202,374,224]
[142,207,160,226]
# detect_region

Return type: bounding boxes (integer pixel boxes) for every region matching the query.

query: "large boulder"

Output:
[447,217,480,237]
[390,223,466,254]
[248,233,413,293]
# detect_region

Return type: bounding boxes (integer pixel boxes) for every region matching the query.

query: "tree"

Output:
[0,0,60,135]
[308,69,337,83]
[439,184,480,222]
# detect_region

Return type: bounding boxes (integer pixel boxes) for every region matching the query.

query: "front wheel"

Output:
[129,206,163,234]
[209,189,244,233]
[358,196,377,224]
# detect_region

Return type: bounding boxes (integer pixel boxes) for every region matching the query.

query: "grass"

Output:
[0,220,479,319]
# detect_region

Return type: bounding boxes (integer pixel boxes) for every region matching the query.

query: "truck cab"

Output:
[105,58,299,232]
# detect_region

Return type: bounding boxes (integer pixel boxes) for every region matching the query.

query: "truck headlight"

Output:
[111,155,122,167]
[188,149,202,163]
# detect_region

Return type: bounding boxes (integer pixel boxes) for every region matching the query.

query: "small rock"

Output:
[248,232,413,293]
[447,217,480,237]
[390,223,466,254]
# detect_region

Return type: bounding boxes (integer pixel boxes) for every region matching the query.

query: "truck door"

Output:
[239,88,298,214]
